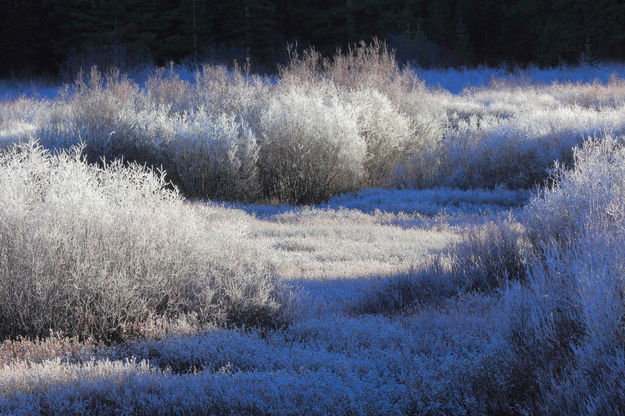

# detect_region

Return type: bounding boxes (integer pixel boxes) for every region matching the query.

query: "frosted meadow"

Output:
[1,44,625,415]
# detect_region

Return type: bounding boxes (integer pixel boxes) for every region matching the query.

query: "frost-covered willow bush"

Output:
[281,42,445,187]
[344,89,415,185]
[38,68,262,201]
[38,68,164,166]
[526,135,625,244]
[0,141,288,341]
[259,83,366,203]
[34,43,446,204]
[172,112,260,200]
[511,135,625,415]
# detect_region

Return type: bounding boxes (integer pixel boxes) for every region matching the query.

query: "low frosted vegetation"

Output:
[520,136,625,415]
[0,142,288,341]
[5,43,625,203]
[1,137,623,414]
[2,49,625,414]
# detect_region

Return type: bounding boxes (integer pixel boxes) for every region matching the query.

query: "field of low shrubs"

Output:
[0,44,612,204]
[1,44,625,414]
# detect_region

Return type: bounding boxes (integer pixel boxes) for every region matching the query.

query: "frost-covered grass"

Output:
[0,300,513,416]
[325,187,530,215]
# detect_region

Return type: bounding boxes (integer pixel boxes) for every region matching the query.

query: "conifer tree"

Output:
[0,0,55,76]
[454,5,473,64]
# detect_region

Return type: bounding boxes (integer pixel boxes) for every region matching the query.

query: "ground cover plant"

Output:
[2,46,625,414]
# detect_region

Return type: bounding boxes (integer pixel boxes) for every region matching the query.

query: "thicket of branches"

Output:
[0,141,290,341]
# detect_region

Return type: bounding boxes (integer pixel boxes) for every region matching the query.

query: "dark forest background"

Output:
[2,0,625,78]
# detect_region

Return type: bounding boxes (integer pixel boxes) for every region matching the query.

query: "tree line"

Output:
[1,0,624,77]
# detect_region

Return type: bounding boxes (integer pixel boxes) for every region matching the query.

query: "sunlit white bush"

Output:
[344,88,414,185]
[172,112,260,200]
[279,42,445,189]
[0,141,288,340]
[512,135,625,414]
[258,83,366,203]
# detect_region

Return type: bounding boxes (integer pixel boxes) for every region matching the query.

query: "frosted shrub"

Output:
[193,64,270,130]
[39,68,262,201]
[345,89,414,185]
[321,41,445,186]
[326,40,402,90]
[0,141,288,340]
[38,68,164,167]
[387,104,444,188]
[174,112,260,200]
[290,40,426,105]
[258,84,366,203]
[506,135,625,414]
[145,64,271,129]
[145,66,194,114]
[526,135,625,244]
[282,42,445,188]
